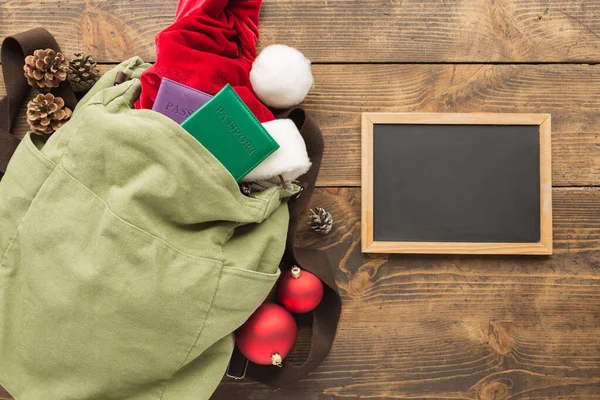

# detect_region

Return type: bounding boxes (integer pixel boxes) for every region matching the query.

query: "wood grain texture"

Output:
[211,187,600,399]
[261,0,600,63]
[0,0,174,63]
[1,64,599,187]
[0,388,10,400]
[2,0,600,63]
[0,2,599,397]
[304,64,600,187]
[539,117,553,252]
[0,188,597,399]
[363,112,551,125]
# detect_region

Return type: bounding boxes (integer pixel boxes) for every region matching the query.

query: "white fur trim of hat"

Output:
[242,118,312,183]
[250,44,314,109]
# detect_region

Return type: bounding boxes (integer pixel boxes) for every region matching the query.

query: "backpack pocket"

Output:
[0,162,227,400]
[159,265,280,400]
[0,133,56,271]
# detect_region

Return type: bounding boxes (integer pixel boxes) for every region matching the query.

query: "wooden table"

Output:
[1,1,599,398]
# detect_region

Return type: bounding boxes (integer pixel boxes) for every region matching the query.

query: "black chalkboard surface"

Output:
[361,113,552,255]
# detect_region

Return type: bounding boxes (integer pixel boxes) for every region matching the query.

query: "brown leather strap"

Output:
[229,108,343,387]
[0,28,76,176]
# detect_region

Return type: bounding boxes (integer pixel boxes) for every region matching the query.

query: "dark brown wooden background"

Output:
[1,1,599,399]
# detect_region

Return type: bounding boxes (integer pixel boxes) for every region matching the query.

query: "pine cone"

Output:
[308,207,333,235]
[27,93,73,136]
[23,49,69,91]
[68,53,101,93]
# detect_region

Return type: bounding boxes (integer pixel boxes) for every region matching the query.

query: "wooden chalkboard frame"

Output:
[361,113,552,255]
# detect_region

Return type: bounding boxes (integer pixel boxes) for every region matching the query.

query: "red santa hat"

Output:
[136,0,314,182]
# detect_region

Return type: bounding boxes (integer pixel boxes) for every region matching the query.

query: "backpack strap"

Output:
[228,108,343,387]
[0,28,76,176]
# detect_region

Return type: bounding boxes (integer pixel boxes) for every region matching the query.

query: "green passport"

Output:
[181,84,280,181]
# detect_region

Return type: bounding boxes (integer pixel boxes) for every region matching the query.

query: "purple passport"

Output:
[152,78,213,124]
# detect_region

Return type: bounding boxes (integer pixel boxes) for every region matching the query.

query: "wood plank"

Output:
[261,0,600,63]
[0,187,598,399]
[211,186,600,399]
[0,0,173,63]
[3,0,600,63]
[306,64,600,187]
[0,388,10,400]
[1,64,599,187]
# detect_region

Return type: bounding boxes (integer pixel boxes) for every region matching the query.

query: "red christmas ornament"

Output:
[277,266,324,314]
[236,303,297,366]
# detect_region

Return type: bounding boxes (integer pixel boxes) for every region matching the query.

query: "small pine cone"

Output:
[27,93,73,136]
[23,49,69,91]
[68,53,101,93]
[308,207,333,235]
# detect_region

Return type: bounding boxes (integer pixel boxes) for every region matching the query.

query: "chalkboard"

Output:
[361,113,552,255]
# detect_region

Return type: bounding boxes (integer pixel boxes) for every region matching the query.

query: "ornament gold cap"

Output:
[271,353,283,367]
[291,266,302,279]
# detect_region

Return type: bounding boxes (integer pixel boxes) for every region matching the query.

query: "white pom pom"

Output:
[250,44,314,109]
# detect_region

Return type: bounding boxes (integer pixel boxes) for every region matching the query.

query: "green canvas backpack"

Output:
[0,29,341,399]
